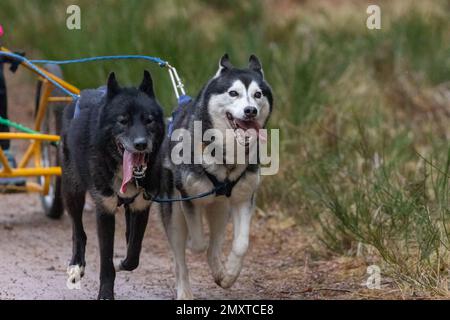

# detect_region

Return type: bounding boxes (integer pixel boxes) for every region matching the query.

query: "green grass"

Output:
[2,0,450,295]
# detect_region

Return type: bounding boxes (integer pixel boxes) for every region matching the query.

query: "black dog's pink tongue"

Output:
[120,151,146,194]
[120,150,133,194]
[234,119,267,142]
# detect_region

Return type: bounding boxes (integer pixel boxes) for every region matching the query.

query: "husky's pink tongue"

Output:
[120,150,146,194]
[235,119,267,143]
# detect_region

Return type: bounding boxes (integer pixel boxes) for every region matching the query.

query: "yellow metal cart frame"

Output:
[0,46,79,195]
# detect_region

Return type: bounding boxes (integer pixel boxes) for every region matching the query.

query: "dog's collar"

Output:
[203,167,247,197]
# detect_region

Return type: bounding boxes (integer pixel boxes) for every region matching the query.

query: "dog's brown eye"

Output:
[229,90,239,97]
[254,92,262,99]
[118,116,128,125]
[145,116,154,125]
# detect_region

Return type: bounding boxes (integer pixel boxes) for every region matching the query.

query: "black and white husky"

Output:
[159,54,273,299]
[61,71,164,299]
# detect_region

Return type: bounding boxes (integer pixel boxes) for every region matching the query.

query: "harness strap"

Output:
[73,87,106,119]
[73,98,81,119]
[116,174,148,207]
[143,168,247,202]
[204,168,247,197]
[117,192,140,207]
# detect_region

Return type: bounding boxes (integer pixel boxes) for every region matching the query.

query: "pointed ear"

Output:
[107,72,120,99]
[139,70,154,97]
[248,54,264,77]
[215,53,233,76]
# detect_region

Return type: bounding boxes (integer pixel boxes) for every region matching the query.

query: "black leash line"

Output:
[141,167,248,203]
[145,187,219,203]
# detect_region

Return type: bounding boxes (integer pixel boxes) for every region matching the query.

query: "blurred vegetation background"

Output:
[1,0,450,296]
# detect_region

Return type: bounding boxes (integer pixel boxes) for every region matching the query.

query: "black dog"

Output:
[61,71,164,299]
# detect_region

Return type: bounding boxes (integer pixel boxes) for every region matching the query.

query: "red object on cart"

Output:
[0,25,3,37]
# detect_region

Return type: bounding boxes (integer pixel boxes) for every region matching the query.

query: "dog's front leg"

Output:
[164,201,193,300]
[96,208,116,300]
[181,201,208,253]
[206,199,230,284]
[217,197,255,289]
[115,205,150,272]
[65,189,87,284]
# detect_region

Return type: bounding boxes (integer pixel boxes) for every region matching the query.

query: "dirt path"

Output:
[0,194,383,300]
[0,69,400,300]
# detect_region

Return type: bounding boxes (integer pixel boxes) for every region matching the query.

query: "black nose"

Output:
[244,106,258,119]
[134,138,148,151]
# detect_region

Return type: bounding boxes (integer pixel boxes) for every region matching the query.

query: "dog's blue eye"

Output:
[229,90,239,97]
[254,92,262,99]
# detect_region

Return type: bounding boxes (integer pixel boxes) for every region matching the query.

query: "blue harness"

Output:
[167,94,192,137]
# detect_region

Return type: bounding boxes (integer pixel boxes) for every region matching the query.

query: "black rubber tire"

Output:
[35,64,65,219]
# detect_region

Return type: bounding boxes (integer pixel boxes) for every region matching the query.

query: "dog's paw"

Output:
[98,284,115,300]
[177,288,194,300]
[67,265,85,284]
[211,266,226,286]
[114,259,139,272]
[216,273,238,289]
[97,292,115,300]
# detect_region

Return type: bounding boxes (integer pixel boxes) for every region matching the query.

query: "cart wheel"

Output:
[35,64,65,219]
